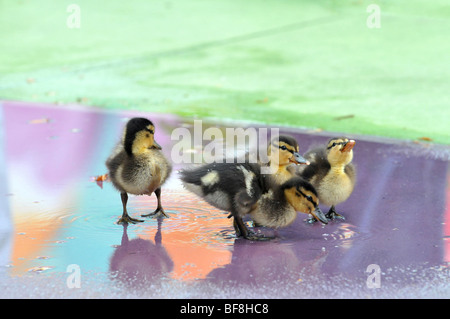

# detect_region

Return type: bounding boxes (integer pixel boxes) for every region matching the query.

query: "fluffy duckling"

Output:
[298,137,356,221]
[106,117,172,224]
[263,135,310,184]
[180,162,327,241]
[249,176,327,230]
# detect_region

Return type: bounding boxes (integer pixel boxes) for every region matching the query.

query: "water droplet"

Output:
[27,266,53,273]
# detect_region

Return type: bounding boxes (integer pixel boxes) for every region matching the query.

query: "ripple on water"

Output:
[322,223,361,241]
[122,190,235,247]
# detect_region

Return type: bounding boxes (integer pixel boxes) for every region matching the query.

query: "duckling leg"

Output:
[117,192,144,224]
[233,215,273,241]
[141,188,169,218]
[326,205,345,220]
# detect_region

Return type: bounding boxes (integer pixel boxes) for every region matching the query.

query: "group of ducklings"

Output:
[106,117,356,241]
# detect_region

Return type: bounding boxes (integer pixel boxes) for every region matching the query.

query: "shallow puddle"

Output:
[0,100,449,298]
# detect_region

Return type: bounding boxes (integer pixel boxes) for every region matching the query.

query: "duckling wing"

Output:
[180,162,264,214]
[106,147,127,178]
[180,163,234,211]
[344,162,357,185]
[105,146,128,192]
[297,148,330,184]
[106,142,125,170]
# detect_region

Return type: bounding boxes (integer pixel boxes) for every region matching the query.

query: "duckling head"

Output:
[326,137,355,167]
[282,177,328,224]
[123,117,162,156]
[267,135,309,166]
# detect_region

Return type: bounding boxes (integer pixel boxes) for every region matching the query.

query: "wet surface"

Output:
[0,100,449,298]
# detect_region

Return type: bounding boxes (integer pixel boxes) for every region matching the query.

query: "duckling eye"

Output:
[327,142,339,150]
[306,195,313,202]
[280,145,287,151]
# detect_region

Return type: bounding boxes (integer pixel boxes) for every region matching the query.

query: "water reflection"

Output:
[0,100,449,297]
[109,220,173,288]
[206,239,328,286]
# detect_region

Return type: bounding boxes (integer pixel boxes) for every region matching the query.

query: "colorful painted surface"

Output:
[0,101,449,298]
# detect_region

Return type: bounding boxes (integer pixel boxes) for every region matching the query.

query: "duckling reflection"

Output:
[109,219,173,287]
[205,239,328,286]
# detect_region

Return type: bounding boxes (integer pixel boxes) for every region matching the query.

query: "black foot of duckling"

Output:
[117,192,144,224]
[305,205,345,224]
[325,205,345,220]
[141,188,169,218]
[232,215,273,241]
[106,117,172,225]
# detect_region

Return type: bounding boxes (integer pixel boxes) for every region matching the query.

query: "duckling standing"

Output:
[180,161,327,241]
[106,117,172,224]
[298,137,356,221]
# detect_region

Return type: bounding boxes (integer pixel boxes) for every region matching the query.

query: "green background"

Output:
[1,0,449,143]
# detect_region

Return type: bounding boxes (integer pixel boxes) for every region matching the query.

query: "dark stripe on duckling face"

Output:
[124,118,154,155]
[297,189,318,207]
[272,142,297,154]
[327,138,349,150]
[145,122,155,134]
[271,141,309,165]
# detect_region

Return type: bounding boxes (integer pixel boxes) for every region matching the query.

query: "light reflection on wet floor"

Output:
[0,100,449,298]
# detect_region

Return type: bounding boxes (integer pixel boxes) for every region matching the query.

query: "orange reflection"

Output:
[133,189,233,281]
[11,214,63,275]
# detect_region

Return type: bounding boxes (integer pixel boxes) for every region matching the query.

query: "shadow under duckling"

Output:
[106,117,172,224]
[180,161,327,241]
[297,137,356,221]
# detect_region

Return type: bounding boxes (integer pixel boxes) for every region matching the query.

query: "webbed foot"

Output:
[117,214,144,224]
[233,217,274,241]
[326,206,345,221]
[243,230,274,241]
[141,207,169,218]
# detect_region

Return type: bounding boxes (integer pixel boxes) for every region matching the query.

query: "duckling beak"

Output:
[311,206,328,224]
[341,140,356,153]
[290,152,310,165]
[152,140,162,150]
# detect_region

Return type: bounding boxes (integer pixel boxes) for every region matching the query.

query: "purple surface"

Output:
[0,100,449,298]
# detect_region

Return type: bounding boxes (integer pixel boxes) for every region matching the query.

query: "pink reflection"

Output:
[3,101,103,187]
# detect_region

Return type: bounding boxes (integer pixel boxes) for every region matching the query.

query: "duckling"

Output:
[180,162,327,241]
[249,176,327,230]
[297,137,356,221]
[263,135,310,185]
[179,134,306,219]
[106,117,172,224]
